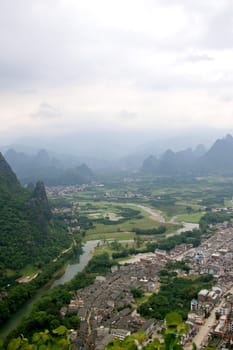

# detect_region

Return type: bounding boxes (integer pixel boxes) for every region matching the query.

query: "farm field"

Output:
[48,175,233,248]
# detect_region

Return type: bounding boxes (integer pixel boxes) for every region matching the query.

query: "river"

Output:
[0,206,199,339]
[0,240,99,340]
[135,204,199,236]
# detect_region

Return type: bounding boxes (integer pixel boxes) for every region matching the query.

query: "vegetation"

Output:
[138,274,214,320]
[0,248,81,326]
[4,251,115,346]
[131,288,144,299]
[2,151,233,348]
[0,154,79,326]
[134,226,167,235]
[106,312,188,350]
[3,326,71,350]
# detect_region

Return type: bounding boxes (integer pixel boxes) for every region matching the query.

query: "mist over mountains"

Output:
[141,134,233,176]
[4,148,93,185]
[3,133,233,183]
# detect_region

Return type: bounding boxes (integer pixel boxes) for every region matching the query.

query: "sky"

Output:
[1,0,233,154]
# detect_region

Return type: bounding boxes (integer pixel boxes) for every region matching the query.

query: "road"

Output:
[184,307,217,349]
[185,286,233,349]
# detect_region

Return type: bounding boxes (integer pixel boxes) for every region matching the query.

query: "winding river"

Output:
[0,240,99,340]
[136,204,199,235]
[0,205,199,339]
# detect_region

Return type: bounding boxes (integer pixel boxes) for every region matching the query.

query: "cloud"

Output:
[1,0,233,141]
[184,54,215,63]
[201,2,233,50]
[117,110,137,120]
[30,103,60,119]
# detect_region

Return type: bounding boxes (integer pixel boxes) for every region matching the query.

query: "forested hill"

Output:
[0,153,70,288]
[0,152,21,192]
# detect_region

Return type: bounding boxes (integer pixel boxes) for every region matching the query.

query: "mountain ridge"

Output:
[141,134,233,175]
[0,153,70,286]
[4,149,94,185]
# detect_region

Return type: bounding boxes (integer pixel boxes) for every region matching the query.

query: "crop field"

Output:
[48,175,233,248]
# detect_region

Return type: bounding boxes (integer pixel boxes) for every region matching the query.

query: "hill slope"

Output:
[0,153,71,287]
[198,134,233,174]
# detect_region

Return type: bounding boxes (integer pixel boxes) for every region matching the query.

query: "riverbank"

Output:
[0,203,199,340]
[0,241,99,340]
[135,204,199,236]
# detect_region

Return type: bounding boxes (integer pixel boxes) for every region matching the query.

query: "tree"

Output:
[6,327,71,350]
[106,313,188,350]
[131,288,144,299]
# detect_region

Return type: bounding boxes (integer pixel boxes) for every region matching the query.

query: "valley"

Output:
[1,1,233,347]
[2,152,233,349]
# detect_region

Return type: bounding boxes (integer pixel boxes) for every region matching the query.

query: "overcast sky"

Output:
[1,0,233,150]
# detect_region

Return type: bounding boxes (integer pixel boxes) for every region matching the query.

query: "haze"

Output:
[1,0,233,157]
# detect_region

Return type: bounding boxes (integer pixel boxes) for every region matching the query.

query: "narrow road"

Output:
[185,307,217,349]
[185,286,233,349]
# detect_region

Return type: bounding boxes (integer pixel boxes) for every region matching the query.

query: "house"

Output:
[198,289,209,302]
[214,315,228,335]
[111,329,131,340]
[190,299,199,312]
[141,319,155,336]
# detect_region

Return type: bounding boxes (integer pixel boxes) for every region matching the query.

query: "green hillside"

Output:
[0,152,71,287]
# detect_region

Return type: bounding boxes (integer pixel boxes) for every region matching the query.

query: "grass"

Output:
[175,212,204,224]
[86,216,161,235]
[84,231,135,241]
[5,269,17,278]
[79,201,182,241]
[93,241,136,255]
[50,177,229,244]
[224,199,233,207]
[134,293,152,306]
[20,264,39,276]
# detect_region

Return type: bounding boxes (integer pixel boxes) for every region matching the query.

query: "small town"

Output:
[64,223,233,350]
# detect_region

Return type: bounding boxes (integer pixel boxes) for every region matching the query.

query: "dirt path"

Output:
[136,205,166,223]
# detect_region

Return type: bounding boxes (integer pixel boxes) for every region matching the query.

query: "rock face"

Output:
[0,152,20,191]
[33,181,51,219]
[29,181,52,236]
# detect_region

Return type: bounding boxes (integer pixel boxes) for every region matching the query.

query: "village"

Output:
[62,223,233,350]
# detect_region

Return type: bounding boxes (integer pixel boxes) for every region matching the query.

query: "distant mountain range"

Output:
[4,148,94,185]
[141,134,233,176]
[4,134,233,180]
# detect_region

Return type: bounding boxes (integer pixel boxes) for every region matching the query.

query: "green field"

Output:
[20,265,40,277]
[84,231,135,241]
[176,212,204,224]
[48,175,233,247]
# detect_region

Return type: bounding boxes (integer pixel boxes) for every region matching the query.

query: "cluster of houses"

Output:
[61,258,168,349]
[182,225,233,288]
[46,184,88,197]
[68,223,233,349]
[187,286,223,328]
[44,197,233,350]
